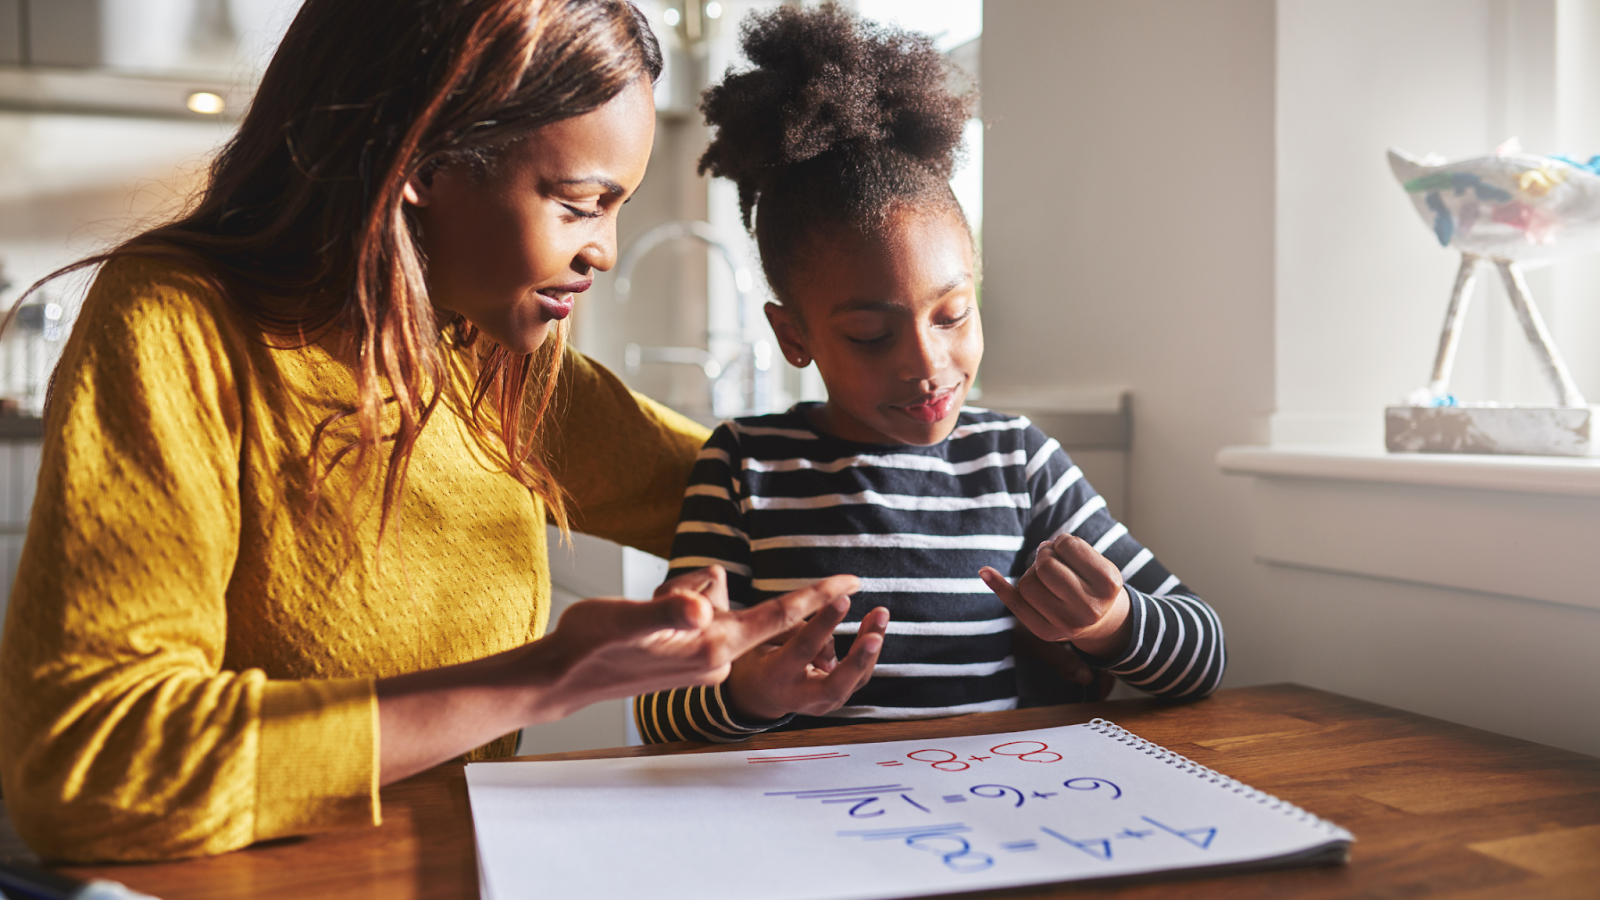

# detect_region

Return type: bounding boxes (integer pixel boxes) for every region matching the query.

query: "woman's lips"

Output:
[536,280,591,320]
[895,388,959,424]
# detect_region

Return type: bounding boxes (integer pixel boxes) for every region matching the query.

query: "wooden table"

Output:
[5,684,1599,899]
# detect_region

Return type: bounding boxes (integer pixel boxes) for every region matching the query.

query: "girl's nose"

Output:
[902,325,949,381]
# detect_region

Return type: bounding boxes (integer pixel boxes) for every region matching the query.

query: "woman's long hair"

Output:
[24,0,662,539]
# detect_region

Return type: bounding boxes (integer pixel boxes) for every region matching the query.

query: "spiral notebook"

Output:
[465,718,1353,900]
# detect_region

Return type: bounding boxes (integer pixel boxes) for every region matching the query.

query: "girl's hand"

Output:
[722,596,890,722]
[537,568,864,720]
[978,534,1133,659]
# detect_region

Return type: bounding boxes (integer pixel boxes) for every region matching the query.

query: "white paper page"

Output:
[466,721,1350,900]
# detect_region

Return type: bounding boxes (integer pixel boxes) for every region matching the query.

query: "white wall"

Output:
[985,0,1600,756]
[982,0,1285,686]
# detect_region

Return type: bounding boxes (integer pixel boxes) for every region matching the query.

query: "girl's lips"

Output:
[895,388,959,425]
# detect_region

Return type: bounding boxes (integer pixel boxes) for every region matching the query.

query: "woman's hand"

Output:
[536,567,863,717]
[978,533,1133,659]
[722,598,889,722]
[375,567,860,783]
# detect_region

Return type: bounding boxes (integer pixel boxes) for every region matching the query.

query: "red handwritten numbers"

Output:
[903,741,1063,771]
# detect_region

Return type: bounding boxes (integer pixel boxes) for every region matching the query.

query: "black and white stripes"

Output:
[634,405,1225,743]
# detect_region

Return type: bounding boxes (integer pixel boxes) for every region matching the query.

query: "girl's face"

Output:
[768,208,982,446]
[406,78,656,355]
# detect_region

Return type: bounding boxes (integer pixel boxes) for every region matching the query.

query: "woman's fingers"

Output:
[572,593,710,639]
[653,565,731,611]
[729,574,860,655]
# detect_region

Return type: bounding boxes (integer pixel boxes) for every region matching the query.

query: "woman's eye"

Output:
[846,333,891,345]
[941,307,973,327]
[561,203,604,219]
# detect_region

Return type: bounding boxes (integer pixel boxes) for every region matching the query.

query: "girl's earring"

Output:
[791,354,810,367]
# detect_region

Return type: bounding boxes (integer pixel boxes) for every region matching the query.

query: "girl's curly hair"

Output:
[698,2,978,302]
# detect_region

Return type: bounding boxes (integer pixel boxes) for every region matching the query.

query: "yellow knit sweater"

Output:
[0,258,707,862]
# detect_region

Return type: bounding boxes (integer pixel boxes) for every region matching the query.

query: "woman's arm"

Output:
[376,568,860,782]
[0,261,309,863]
[543,348,711,558]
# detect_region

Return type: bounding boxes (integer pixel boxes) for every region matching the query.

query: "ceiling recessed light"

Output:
[705,1,722,19]
[662,7,680,26]
[186,91,225,115]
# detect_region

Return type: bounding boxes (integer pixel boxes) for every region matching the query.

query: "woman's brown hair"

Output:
[23,0,662,538]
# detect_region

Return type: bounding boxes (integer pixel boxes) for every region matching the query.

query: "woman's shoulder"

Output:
[82,254,239,342]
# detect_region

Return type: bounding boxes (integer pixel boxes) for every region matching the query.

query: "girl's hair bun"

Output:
[699,2,977,240]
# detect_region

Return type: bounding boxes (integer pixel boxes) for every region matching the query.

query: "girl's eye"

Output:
[941,307,973,327]
[846,333,891,345]
[561,203,604,219]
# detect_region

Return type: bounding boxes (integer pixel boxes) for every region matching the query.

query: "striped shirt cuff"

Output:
[634,684,796,744]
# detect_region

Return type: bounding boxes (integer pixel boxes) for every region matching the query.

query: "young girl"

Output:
[636,4,1225,742]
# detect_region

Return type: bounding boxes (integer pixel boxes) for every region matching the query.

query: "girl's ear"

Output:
[764,302,812,368]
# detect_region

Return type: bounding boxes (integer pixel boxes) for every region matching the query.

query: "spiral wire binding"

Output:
[1086,719,1353,841]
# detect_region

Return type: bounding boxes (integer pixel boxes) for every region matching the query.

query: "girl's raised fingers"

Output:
[1049,534,1123,598]
[1031,544,1090,602]
[824,607,888,701]
[980,567,1057,637]
[782,594,852,666]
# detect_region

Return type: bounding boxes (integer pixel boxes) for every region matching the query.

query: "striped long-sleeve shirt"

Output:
[634,405,1225,743]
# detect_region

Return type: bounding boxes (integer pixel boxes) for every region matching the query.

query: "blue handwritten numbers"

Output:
[969,784,1026,808]
[780,736,1227,879]
[837,824,996,874]
[1063,777,1123,800]
[1142,816,1218,850]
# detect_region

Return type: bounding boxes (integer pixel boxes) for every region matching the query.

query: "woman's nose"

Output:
[579,224,618,273]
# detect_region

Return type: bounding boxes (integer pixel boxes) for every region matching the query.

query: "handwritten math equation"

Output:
[759,740,1219,875]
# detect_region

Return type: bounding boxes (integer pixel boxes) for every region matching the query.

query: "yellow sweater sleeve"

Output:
[546,348,710,560]
[0,262,377,862]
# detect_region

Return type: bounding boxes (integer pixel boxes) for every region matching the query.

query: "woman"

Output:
[0,0,855,863]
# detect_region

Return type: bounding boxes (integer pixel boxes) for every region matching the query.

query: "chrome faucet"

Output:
[613,220,774,418]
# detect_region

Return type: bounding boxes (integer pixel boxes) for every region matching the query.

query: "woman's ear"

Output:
[764,302,812,368]
[402,166,437,207]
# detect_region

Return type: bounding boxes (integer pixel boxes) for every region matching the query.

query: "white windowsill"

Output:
[1216,444,1600,498]
[1216,444,1600,613]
